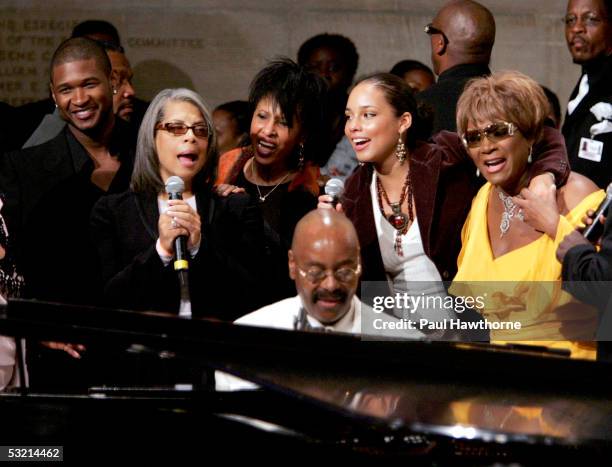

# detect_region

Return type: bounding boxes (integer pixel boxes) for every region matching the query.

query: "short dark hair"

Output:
[71,20,122,47]
[389,60,434,79]
[356,73,427,149]
[249,58,328,167]
[215,100,252,144]
[297,33,359,84]
[50,37,112,82]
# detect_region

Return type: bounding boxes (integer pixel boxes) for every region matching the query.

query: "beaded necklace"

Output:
[376,170,414,256]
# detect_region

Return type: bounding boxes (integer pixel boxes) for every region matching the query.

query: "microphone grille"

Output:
[165,176,185,194]
[324,178,345,198]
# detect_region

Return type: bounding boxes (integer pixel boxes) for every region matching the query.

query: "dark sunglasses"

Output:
[156,122,209,138]
[462,121,516,148]
[424,23,449,46]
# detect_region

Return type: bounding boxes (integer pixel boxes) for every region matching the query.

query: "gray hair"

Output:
[130,88,218,194]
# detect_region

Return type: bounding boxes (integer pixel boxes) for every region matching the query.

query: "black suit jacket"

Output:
[0,125,134,305]
[562,55,612,189]
[562,204,612,360]
[90,189,266,320]
[417,63,491,135]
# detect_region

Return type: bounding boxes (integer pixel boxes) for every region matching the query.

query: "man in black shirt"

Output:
[0,37,135,306]
[0,37,137,390]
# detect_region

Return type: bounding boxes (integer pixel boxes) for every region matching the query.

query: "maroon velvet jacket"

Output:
[342,128,570,284]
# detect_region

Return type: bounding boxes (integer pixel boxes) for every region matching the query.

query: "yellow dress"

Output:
[451,183,605,359]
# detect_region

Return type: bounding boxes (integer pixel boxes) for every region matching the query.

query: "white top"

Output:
[370,172,452,325]
[235,295,361,332]
[215,295,421,391]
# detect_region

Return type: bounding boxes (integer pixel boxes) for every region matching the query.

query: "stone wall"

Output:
[0,0,577,112]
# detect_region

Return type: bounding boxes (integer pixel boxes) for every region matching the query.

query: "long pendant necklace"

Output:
[250,158,291,203]
[497,188,524,237]
[376,170,414,256]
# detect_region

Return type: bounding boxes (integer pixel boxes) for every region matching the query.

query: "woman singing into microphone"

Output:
[91,88,265,320]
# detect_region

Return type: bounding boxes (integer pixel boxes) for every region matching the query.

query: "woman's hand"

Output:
[159,199,202,253]
[215,184,245,197]
[513,184,559,238]
[317,194,344,213]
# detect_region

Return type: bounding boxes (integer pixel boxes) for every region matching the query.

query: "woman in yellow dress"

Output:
[451,71,604,359]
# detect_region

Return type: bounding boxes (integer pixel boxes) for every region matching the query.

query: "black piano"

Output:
[2,299,612,464]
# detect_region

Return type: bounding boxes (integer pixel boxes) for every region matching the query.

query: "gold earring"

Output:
[395,136,406,164]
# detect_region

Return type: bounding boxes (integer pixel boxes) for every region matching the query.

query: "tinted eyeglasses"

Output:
[156,122,209,138]
[462,121,516,148]
[424,23,449,46]
[297,264,361,284]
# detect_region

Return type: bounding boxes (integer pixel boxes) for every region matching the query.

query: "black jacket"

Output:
[90,189,266,320]
[0,124,135,305]
[562,204,612,358]
[562,55,612,189]
[417,63,491,135]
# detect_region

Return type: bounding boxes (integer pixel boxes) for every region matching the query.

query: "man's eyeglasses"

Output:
[424,23,449,47]
[563,13,607,28]
[462,121,516,148]
[297,264,361,284]
[156,122,209,138]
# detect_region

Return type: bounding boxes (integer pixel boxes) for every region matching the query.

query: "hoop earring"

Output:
[395,136,406,164]
[527,146,533,164]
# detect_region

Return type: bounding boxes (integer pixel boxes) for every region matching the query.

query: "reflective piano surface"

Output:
[2,299,612,464]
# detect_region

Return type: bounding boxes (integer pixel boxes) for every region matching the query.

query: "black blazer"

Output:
[417,63,491,135]
[0,126,134,305]
[90,188,266,320]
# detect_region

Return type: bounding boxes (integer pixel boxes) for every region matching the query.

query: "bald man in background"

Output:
[418,0,496,134]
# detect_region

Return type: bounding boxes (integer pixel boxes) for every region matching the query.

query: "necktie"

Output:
[567,74,589,115]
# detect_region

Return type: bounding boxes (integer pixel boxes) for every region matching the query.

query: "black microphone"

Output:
[164,176,192,317]
[165,176,189,271]
[583,183,612,241]
[324,178,345,208]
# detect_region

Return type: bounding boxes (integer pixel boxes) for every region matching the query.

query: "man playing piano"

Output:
[216,209,418,390]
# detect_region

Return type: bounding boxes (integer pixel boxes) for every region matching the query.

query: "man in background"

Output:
[418,0,495,135]
[562,0,612,188]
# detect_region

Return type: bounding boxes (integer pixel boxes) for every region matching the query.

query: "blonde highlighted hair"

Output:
[456,70,550,144]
